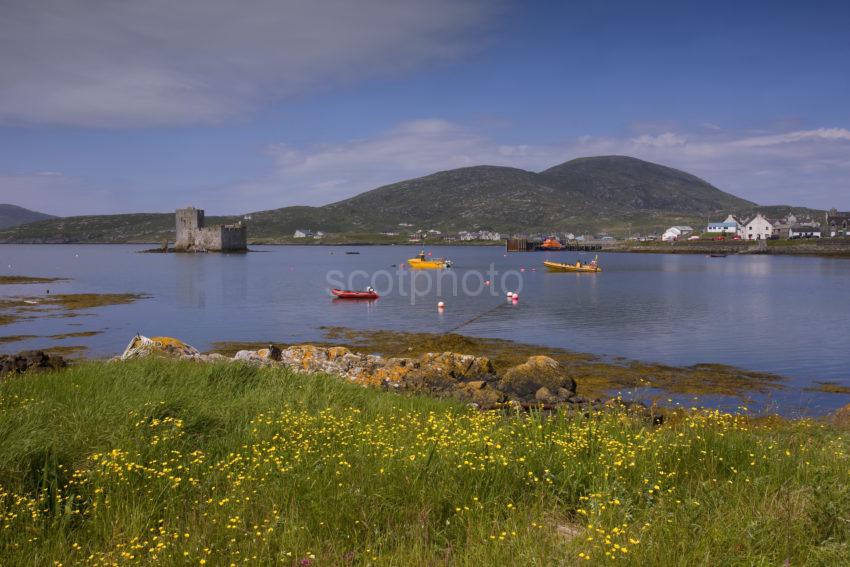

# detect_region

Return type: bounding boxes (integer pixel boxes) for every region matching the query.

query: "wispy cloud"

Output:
[0,0,500,127]
[226,121,850,213]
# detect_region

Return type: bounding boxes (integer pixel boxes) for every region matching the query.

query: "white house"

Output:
[743,213,774,240]
[662,225,694,242]
[706,215,741,235]
[293,229,313,238]
[788,226,821,239]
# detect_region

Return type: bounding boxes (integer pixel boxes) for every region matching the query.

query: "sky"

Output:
[0,0,848,216]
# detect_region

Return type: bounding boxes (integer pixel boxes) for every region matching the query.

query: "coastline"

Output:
[4,239,850,258]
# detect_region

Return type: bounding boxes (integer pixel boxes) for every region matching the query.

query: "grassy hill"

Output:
[0,204,56,229]
[0,156,773,243]
[0,359,848,564]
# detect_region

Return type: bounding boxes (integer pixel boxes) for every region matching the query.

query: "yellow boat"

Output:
[407,250,452,269]
[544,256,602,273]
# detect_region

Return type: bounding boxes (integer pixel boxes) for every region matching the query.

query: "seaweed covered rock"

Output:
[119,335,200,360]
[0,351,66,375]
[499,356,577,399]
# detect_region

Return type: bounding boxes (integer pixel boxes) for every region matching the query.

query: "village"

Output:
[659,208,850,243]
[288,208,850,247]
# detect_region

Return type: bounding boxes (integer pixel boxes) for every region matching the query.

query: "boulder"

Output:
[119,335,200,360]
[499,356,577,400]
[0,351,66,375]
[390,352,495,392]
[832,404,850,428]
[453,380,506,409]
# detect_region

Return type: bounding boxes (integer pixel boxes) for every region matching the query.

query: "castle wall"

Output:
[219,225,248,251]
[174,207,247,252]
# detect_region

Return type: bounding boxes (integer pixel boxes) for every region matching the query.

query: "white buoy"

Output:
[437,301,445,309]
[506,291,513,298]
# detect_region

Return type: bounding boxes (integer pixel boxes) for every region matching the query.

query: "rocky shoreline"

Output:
[117,335,599,410]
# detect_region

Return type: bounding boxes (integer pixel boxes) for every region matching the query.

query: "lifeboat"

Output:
[543,256,602,273]
[331,288,379,299]
[407,250,452,269]
[538,237,565,250]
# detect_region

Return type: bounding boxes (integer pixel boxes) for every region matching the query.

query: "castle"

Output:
[174,207,247,252]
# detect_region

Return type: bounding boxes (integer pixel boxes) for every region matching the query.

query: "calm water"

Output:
[1,244,849,415]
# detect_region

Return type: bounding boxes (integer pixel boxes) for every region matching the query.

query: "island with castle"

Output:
[174,207,247,252]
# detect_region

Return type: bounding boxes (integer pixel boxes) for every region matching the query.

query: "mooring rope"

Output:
[447,298,512,334]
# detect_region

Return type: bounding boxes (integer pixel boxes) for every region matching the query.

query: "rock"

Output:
[832,404,850,428]
[535,386,553,402]
[0,350,66,376]
[499,356,577,399]
[112,335,594,410]
[119,335,200,360]
[454,380,506,409]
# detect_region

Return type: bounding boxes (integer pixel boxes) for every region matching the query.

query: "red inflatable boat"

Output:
[331,288,379,299]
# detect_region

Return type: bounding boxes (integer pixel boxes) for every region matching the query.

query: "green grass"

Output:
[1,360,849,565]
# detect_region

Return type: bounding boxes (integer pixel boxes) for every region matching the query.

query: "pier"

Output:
[504,238,602,252]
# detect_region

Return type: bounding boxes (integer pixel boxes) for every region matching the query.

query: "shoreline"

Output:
[3,239,850,258]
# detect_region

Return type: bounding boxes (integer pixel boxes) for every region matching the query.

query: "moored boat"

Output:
[543,256,602,273]
[537,237,565,251]
[331,288,379,299]
[407,250,452,269]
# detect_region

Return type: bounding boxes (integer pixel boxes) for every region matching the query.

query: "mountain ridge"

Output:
[0,204,57,229]
[0,155,779,243]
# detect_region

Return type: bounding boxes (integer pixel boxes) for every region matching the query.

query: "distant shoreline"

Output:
[3,239,850,258]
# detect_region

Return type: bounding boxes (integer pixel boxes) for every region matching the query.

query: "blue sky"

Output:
[1,0,848,216]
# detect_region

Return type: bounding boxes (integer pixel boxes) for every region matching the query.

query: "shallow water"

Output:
[1,244,848,415]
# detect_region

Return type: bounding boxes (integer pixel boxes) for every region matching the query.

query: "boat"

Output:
[543,256,602,273]
[331,288,379,299]
[407,250,452,269]
[345,251,360,255]
[709,253,728,258]
[537,237,565,251]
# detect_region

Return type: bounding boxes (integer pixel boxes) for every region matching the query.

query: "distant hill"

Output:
[0,156,768,243]
[0,204,57,229]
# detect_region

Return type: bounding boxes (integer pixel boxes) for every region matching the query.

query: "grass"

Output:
[0,360,848,565]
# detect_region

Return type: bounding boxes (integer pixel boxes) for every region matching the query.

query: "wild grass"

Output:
[0,360,848,565]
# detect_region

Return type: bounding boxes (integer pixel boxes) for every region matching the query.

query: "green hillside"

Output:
[0,156,775,243]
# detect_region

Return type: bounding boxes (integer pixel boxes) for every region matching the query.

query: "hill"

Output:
[0,204,56,229]
[0,156,764,243]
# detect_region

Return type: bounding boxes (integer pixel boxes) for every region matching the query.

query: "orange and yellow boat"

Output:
[544,256,602,273]
[538,237,565,250]
[407,250,452,269]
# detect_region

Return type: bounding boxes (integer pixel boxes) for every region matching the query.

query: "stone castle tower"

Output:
[174,207,247,252]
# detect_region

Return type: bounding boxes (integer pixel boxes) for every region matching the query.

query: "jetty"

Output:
[505,237,602,252]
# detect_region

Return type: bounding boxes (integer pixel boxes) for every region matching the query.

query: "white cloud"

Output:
[0,0,499,127]
[225,120,850,212]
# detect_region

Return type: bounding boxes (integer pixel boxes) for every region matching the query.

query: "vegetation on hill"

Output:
[1,360,848,565]
[0,156,815,244]
[0,204,56,229]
